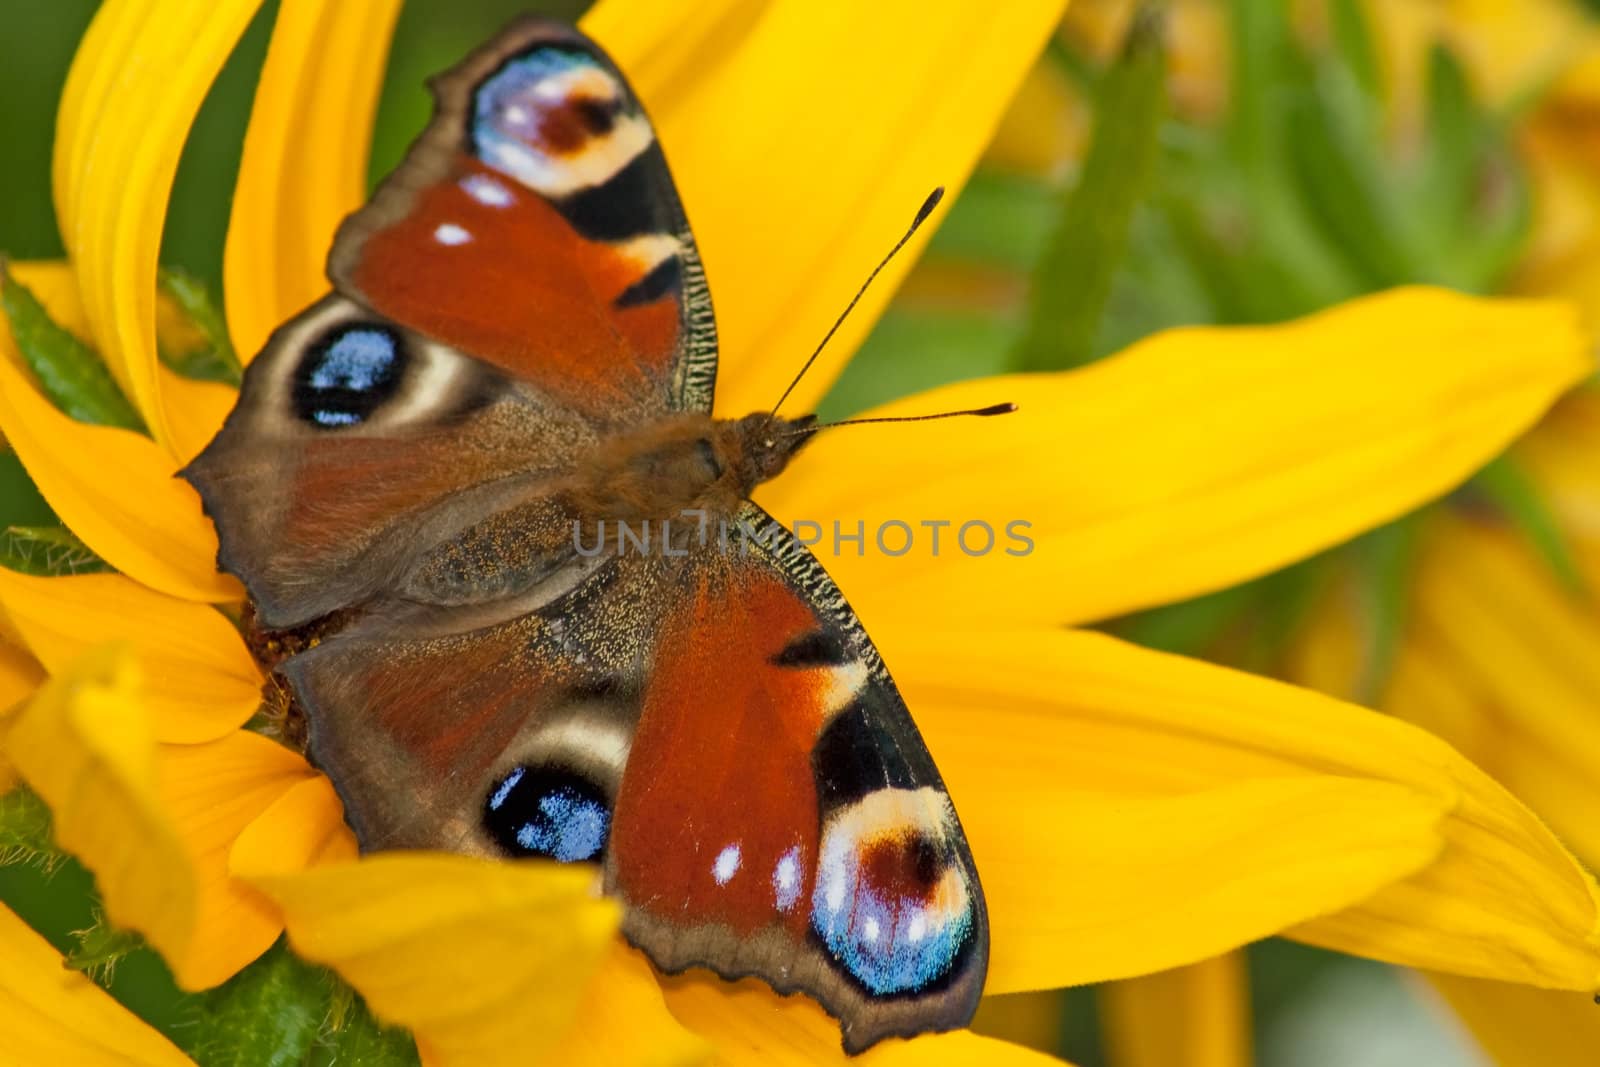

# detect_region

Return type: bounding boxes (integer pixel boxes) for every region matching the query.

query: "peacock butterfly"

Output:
[184,17,989,1052]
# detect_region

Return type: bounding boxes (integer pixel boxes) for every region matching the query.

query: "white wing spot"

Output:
[712,844,741,885]
[773,847,802,912]
[434,223,472,246]
[460,173,514,208]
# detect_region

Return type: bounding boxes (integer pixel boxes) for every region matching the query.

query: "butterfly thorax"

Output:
[566,411,817,524]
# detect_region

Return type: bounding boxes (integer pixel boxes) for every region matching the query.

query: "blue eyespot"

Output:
[483,765,611,864]
[810,828,974,995]
[472,48,624,195]
[292,325,404,428]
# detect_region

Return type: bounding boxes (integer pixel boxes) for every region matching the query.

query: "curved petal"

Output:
[1520,388,1600,569]
[0,331,239,602]
[879,624,1600,992]
[970,777,1443,993]
[6,263,237,466]
[6,262,92,338]
[230,773,356,878]
[1395,517,1600,856]
[223,0,403,362]
[53,0,264,451]
[547,943,708,1067]
[246,853,622,1067]
[1426,972,1600,1067]
[0,903,195,1067]
[0,638,44,792]
[0,570,260,743]
[157,731,317,988]
[4,646,316,990]
[160,366,239,468]
[0,636,43,711]
[1099,953,1251,1067]
[5,645,199,974]
[659,966,1074,1066]
[759,288,1592,627]
[584,0,1072,414]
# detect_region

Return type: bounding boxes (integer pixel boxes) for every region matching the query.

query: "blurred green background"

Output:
[4,1,1583,1063]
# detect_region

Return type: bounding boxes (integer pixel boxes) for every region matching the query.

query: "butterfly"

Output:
[184,17,987,1052]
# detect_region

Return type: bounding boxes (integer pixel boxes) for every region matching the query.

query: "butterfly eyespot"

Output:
[810,790,976,996]
[483,764,611,863]
[292,325,406,429]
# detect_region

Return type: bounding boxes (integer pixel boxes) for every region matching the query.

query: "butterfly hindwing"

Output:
[280,504,987,1049]
[607,506,989,1052]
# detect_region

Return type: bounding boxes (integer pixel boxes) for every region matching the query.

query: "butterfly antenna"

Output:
[784,402,1018,438]
[770,186,946,416]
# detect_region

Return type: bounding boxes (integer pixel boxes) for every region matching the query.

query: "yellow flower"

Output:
[988,0,1600,1061]
[4,1,1600,1064]
[1281,7,1600,1066]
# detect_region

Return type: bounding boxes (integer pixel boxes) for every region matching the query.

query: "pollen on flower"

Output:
[240,601,359,754]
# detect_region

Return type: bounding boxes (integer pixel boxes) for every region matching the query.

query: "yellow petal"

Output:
[545,943,708,1067]
[224,0,403,361]
[6,263,238,467]
[6,262,92,339]
[1100,953,1251,1067]
[583,0,1071,414]
[0,634,43,712]
[759,288,1592,627]
[247,853,622,1067]
[660,967,1074,1066]
[157,731,317,988]
[230,773,356,878]
[882,624,1600,991]
[0,329,239,603]
[1426,972,1600,1067]
[0,903,195,1067]
[5,645,199,972]
[1519,389,1600,572]
[971,777,1444,993]
[1414,518,1600,783]
[53,0,264,450]
[0,570,260,743]
[0,638,44,792]
[160,365,239,468]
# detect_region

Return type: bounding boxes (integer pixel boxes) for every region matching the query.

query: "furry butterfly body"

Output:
[185,18,988,1052]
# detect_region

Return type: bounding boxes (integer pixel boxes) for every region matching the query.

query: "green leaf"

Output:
[66,912,146,982]
[0,263,144,431]
[0,450,55,528]
[924,171,1057,269]
[0,784,59,870]
[158,268,242,386]
[1470,454,1590,595]
[1286,63,1427,289]
[182,940,419,1067]
[1347,519,1419,705]
[820,308,1016,420]
[1419,44,1481,226]
[0,524,112,576]
[1328,0,1382,102]
[1014,5,1168,371]
[184,941,333,1067]
[310,985,421,1067]
[1103,582,1262,658]
[1413,44,1533,292]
